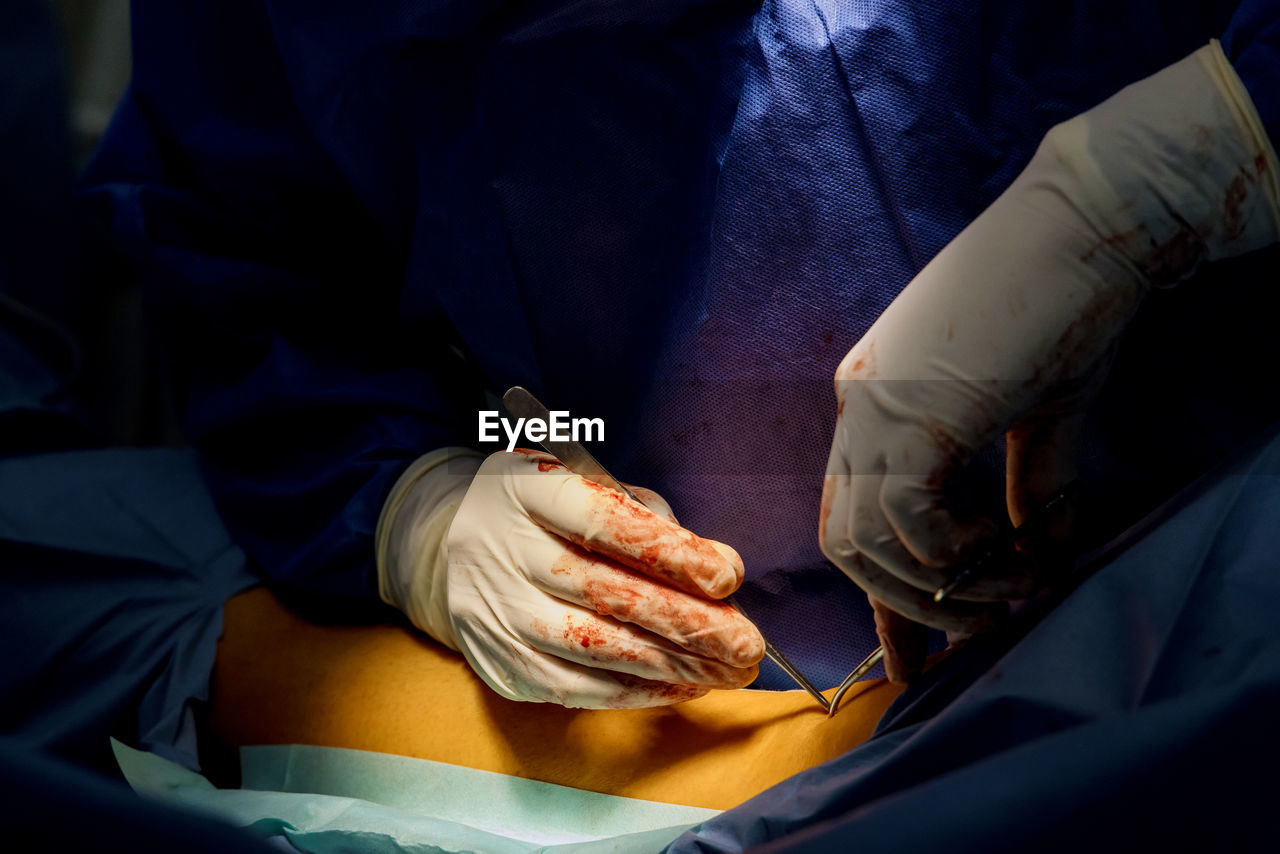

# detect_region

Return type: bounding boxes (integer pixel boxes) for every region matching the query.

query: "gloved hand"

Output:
[820,41,1280,683]
[377,447,764,708]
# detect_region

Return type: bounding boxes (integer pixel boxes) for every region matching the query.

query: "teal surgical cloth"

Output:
[112,740,718,853]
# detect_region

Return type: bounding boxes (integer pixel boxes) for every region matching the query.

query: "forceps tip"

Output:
[827,646,886,719]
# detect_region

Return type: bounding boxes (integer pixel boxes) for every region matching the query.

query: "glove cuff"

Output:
[375,448,484,648]
[1200,39,1280,245]
[1033,40,1280,285]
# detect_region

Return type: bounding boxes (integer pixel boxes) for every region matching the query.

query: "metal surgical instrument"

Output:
[933,482,1079,603]
[828,645,886,717]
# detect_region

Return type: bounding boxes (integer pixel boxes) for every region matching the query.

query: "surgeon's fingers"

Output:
[818,442,854,565]
[601,674,709,709]
[870,596,929,684]
[535,541,764,667]
[1005,413,1081,584]
[837,546,1005,634]
[521,466,743,600]
[453,615,709,708]
[822,466,1023,619]
[876,479,1041,601]
[519,606,759,690]
[547,483,761,664]
[826,469,961,592]
[824,466,995,634]
[875,427,1043,601]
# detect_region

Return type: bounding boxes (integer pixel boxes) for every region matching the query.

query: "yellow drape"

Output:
[211,588,901,811]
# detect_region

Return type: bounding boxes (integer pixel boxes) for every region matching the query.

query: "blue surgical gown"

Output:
[3,0,1280,850]
[78,1,1280,690]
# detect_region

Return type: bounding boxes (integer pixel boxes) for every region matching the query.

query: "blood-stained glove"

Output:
[820,41,1280,683]
[377,448,764,708]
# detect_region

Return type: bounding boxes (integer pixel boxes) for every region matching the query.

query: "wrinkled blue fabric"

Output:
[0,2,1277,848]
[668,421,1280,851]
[79,1,1280,695]
[0,447,258,772]
[0,312,254,778]
[81,0,1280,688]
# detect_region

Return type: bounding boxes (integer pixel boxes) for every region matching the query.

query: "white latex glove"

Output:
[821,41,1280,683]
[377,447,764,708]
